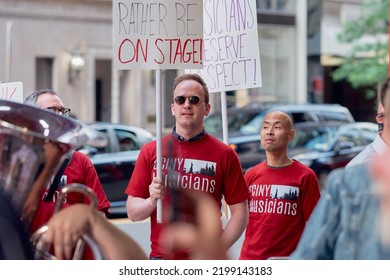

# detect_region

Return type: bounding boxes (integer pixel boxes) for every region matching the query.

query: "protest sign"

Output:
[0,81,23,103]
[113,0,203,70]
[187,0,261,93]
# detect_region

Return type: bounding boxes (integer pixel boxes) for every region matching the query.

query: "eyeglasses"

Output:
[174,95,205,105]
[45,106,71,116]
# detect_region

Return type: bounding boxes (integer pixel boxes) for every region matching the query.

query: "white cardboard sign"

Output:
[0,81,23,103]
[186,0,262,93]
[113,0,204,70]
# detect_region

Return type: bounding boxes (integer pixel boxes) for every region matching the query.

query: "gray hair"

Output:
[24,89,58,106]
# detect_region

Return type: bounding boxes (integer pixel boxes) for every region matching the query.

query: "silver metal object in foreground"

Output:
[31,183,104,260]
[0,99,103,259]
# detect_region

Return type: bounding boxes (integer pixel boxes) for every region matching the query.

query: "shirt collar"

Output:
[172,126,206,142]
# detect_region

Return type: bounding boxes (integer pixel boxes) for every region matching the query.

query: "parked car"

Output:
[237,121,378,189]
[78,122,155,216]
[204,103,355,139]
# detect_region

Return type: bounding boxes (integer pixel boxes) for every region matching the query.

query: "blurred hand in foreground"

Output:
[160,191,229,260]
[43,204,147,260]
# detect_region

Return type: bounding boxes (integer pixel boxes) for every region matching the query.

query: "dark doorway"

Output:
[95,79,102,121]
[95,59,112,122]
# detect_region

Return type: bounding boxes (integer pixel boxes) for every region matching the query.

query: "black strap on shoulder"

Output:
[44,152,72,202]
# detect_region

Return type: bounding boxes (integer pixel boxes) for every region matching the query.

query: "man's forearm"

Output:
[221,201,248,249]
[126,196,156,221]
[90,209,147,260]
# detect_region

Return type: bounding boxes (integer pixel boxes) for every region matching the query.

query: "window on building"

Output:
[257,0,296,12]
[36,57,53,89]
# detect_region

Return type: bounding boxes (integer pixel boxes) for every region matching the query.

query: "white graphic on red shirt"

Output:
[249,184,299,216]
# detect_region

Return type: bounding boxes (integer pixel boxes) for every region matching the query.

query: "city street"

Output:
[110,216,244,260]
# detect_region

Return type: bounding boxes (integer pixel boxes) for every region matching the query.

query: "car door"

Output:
[90,127,139,206]
[332,127,367,169]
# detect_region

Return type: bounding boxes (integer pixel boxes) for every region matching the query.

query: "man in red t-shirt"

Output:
[24,89,110,259]
[239,111,320,260]
[125,74,249,259]
[29,150,111,231]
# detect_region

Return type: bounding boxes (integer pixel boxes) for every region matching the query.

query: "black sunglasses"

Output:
[174,95,205,105]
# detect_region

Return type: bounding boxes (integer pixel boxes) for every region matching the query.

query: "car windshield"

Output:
[204,110,258,135]
[239,113,266,135]
[289,126,338,151]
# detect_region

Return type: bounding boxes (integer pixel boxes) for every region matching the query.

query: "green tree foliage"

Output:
[332,0,389,97]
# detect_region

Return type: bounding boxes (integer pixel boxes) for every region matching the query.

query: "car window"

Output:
[289,127,318,149]
[293,126,338,151]
[204,113,223,135]
[317,111,353,123]
[289,112,316,123]
[95,129,112,154]
[204,110,258,135]
[239,113,265,135]
[360,127,377,144]
[337,128,361,146]
[115,129,140,151]
[229,111,258,132]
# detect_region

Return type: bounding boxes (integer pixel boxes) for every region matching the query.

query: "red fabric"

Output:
[29,151,111,259]
[239,160,320,260]
[125,134,249,259]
